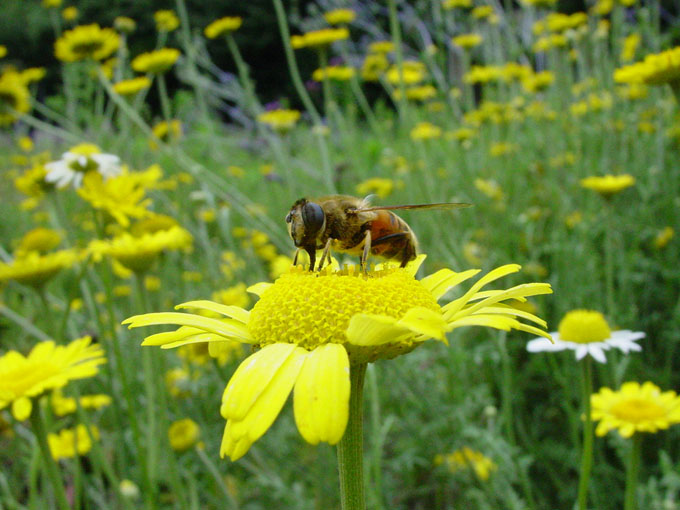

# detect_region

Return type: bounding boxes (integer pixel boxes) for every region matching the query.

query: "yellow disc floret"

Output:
[558,309,611,344]
[248,267,440,351]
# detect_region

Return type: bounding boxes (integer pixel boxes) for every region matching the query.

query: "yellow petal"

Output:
[124,312,251,342]
[420,268,480,300]
[443,264,521,317]
[246,282,272,297]
[220,343,304,421]
[12,397,32,421]
[346,314,414,346]
[175,300,250,324]
[220,421,252,461]
[398,307,449,342]
[294,343,350,445]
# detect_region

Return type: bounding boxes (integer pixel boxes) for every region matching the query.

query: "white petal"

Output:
[587,345,607,363]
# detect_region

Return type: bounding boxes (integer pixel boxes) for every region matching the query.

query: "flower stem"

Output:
[337,363,367,510]
[624,434,642,510]
[577,357,594,510]
[29,403,71,510]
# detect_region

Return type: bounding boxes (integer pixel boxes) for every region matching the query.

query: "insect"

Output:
[285,195,471,271]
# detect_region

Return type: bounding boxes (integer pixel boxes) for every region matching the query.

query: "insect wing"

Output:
[352,202,472,213]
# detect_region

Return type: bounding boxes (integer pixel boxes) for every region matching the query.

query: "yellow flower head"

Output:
[653,226,674,250]
[312,65,355,82]
[355,177,396,199]
[154,10,180,32]
[452,33,483,49]
[443,0,472,8]
[88,225,193,273]
[0,249,79,288]
[580,174,635,196]
[591,382,680,437]
[257,109,301,132]
[42,0,62,8]
[168,418,200,452]
[48,424,99,460]
[471,5,494,19]
[114,16,137,34]
[361,53,389,81]
[113,77,152,96]
[150,119,183,149]
[0,46,7,59]
[386,61,427,85]
[132,48,181,74]
[0,337,106,420]
[51,389,111,417]
[14,227,62,258]
[368,41,395,54]
[291,28,349,49]
[410,121,442,140]
[323,9,356,25]
[0,70,31,126]
[204,17,243,39]
[558,310,611,343]
[522,70,555,93]
[62,7,79,21]
[55,24,120,62]
[77,170,153,228]
[20,67,47,85]
[435,447,498,480]
[614,46,680,86]
[124,261,552,460]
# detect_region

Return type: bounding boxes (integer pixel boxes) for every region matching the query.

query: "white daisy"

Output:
[526,310,644,364]
[45,143,122,189]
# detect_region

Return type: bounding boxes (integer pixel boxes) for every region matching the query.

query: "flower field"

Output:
[1,0,679,509]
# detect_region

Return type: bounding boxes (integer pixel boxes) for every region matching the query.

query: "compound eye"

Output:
[301,202,325,235]
[285,211,293,223]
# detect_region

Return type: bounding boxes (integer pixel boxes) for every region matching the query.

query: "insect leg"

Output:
[307,248,316,272]
[317,239,333,271]
[292,248,301,267]
[360,230,372,272]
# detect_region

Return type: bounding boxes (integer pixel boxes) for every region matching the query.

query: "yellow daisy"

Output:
[124,260,552,461]
[0,337,106,420]
[131,48,181,74]
[434,447,498,481]
[451,33,483,49]
[14,228,62,258]
[168,418,200,452]
[0,70,31,126]
[591,382,680,437]
[114,16,137,34]
[0,249,79,288]
[257,109,301,132]
[113,77,152,96]
[54,24,120,62]
[154,10,179,32]
[204,16,243,39]
[614,46,680,86]
[291,28,349,49]
[323,9,356,25]
[48,424,99,460]
[580,174,635,196]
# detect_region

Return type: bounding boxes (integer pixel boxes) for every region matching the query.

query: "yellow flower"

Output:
[520,0,557,6]
[0,249,79,288]
[212,283,251,309]
[62,6,78,21]
[14,228,62,258]
[532,34,568,53]
[45,143,122,189]
[312,66,355,82]
[591,382,680,437]
[522,71,555,93]
[0,45,6,58]
[77,170,153,228]
[19,67,47,85]
[614,46,680,86]
[150,119,183,149]
[204,17,243,39]
[474,178,504,201]
[653,226,674,250]
[0,337,106,420]
[124,261,551,460]
[113,77,152,96]
[14,163,50,208]
[42,0,62,8]
[154,10,179,32]
[489,142,516,157]
[621,33,641,63]
[410,122,442,140]
[368,41,395,54]
[291,28,349,49]
[114,16,137,34]
[55,24,120,62]
[0,70,31,126]
[386,61,427,85]
[88,225,193,273]
[18,136,34,152]
[48,425,100,460]
[166,368,191,397]
[324,9,356,25]
[361,53,389,81]
[131,48,181,74]
[355,177,396,199]
[443,0,472,7]
[580,174,635,196]
[435,447,498,480]
[51,389,111,417]
[168,418,200,452]
[471,5,494,19]
[257,109,301,132]
[451,33,483,49]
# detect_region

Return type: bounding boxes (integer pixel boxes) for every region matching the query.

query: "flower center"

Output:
[0,91,19,111]
[558,309,611,343]
[72,41,105,57]
[248,266,440,350]
[610,398,666,423]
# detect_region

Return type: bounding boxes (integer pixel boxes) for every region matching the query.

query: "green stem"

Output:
[604,201,616,320]
[577,357,594,510]
[157,73,173,125]
[337,363,367,510]
[624,434,642,510]
[387,0,408,121]
[29,403,71,510]
[225,33,261,116]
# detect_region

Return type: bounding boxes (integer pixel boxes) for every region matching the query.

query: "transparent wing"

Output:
[351,202,472,213]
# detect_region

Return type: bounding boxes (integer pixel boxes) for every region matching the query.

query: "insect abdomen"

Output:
[369,211,417,264]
